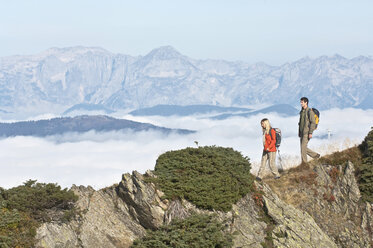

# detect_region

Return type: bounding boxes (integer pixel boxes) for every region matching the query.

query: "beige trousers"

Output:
[258,151,280,178]
[300,134,318,163]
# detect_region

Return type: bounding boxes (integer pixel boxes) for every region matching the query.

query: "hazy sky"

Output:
[1,0,373,65]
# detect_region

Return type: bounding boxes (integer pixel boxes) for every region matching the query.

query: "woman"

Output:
[257,118,280,180]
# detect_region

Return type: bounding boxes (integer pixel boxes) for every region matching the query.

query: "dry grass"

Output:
[264,145,363,208]
[253,137,365,210]
[323,192,336,203]
[264,164,317,207]
[261,140,373,247]
[318,146,362,168]
[329,167,341,183]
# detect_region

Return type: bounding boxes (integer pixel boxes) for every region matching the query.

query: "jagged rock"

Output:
[259,183,338,248]
[36,162,373,248]
[117,170,168,230]
[36,185,146,248]
[163,195,268,247]
[267,161,373,247]
[230,194,267,248]
[36,222,79,248]
[163,200,191,225]
[361,202,373,244]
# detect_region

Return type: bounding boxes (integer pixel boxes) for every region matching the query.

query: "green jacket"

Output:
[298,107,317,137]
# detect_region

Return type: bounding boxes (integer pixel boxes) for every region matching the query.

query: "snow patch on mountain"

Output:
[0,46,372,118]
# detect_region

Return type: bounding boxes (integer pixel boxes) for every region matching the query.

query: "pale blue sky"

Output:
[1,0,372,65]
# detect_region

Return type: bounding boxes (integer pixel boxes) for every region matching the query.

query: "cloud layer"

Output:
[1,108,372,189]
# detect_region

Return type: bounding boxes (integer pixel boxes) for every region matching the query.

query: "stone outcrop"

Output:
[36,162,373,248]
[260,183,337,248]
[36,184,146,248]
[116,170,168,230]
[267,161,373,247]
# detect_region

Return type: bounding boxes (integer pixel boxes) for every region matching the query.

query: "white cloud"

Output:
[0,108,372,190]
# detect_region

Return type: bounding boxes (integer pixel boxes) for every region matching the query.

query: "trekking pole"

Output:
[277,149,284,172]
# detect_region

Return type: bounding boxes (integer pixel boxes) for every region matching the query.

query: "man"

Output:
[298,97,320,163]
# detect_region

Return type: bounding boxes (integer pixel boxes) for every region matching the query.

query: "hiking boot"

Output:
[255,177,262,181]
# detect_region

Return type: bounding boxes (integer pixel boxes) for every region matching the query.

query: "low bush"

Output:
[0,206,37,248]
[0,180,78,247]
[2,180,78,221]
[131,213,233,248]
[357,128,373,203]
[152,146,253,212]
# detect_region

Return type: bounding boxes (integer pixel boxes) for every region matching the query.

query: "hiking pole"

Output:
[277,149,284,172]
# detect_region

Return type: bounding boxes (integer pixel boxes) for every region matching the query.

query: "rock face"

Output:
[267,161,373,247]
[36,162,373,248]
[36,184,146,248]
[260,183,337,248]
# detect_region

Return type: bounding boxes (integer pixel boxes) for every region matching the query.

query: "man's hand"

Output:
[308,133,313,139]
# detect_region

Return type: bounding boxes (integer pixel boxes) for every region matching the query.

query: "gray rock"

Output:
[117,171,168,230]
[36,184,145,248]
[35,161,373,248]
[259,183,338,248]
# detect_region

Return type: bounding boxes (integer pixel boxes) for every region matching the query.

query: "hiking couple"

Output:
[256,97,320,181]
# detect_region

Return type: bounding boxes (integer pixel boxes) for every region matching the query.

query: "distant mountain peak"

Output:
[145,46,184,60]
[330,54,346,60]
[44,46,110,54]
[1,45,373,116]
[36,46,112,61]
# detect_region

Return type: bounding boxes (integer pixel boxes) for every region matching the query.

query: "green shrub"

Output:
[1,179,78,221]
[0,206,37,248]
[131,213,233,248]
[358,128,373,202]
[0,180,78,247]
[152,146,253,212]
[359,127,373,165]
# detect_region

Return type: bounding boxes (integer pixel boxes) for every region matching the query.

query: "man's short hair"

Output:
[300,97,309,104]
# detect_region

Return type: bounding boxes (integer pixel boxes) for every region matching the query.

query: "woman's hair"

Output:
[261,118,271,134]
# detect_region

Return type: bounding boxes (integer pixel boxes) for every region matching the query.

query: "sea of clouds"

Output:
[0,108,372,189]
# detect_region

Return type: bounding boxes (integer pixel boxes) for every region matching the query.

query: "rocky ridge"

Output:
[35,161,373,248]
[267,161,373,247]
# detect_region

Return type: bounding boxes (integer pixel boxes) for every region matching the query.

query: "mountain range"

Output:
[129,104,252,117]
[129,104,299,120]
[1,46,372,117]
[0,115,193,137]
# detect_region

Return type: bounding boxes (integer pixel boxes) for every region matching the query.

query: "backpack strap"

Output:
[307,108,311,120]
[269,128,275,140]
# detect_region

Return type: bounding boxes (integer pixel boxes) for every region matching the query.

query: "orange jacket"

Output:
[264,128,277,152]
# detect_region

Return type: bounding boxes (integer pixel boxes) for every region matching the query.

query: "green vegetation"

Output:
[0,205,37,248]
[151,146,253,212]
[357,128,373,202]
[360,128,373,165]
[0,180,78,247]
[131,213,233,248]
